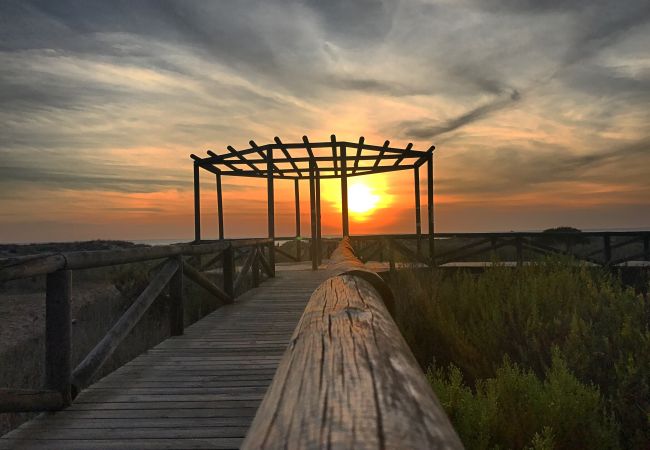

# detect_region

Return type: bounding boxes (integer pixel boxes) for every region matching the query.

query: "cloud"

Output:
[397,89,521,140]
[0,0,649,240]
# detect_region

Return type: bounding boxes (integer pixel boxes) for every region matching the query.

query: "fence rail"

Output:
[242,237,463,449]
[275,231,650,269]
[0,238,274,413]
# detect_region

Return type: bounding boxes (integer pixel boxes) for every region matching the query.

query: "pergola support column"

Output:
[427,153,435,265]
[267,148,275,270]
[340,145,349,237]
[294,179,301,261]
[309,163,318,270]
[216,171,224,240]
[316,171,322,265]
[193,162,201,242]
[414,166,422,257]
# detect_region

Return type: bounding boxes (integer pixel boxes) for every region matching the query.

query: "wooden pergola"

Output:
[190,135,435,268]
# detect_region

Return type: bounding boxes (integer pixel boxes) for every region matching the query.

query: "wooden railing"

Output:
[341,231,650,268]
[0,238,275,413]
[242,238,462,449]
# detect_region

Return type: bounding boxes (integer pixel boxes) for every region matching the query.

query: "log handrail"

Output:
[0,238,272,282]
[242,237,462,449]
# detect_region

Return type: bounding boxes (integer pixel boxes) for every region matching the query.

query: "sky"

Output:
[1,0,649,243]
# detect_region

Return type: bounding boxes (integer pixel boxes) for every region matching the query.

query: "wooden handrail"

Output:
[0,238,271,282]
[242,238,462,449]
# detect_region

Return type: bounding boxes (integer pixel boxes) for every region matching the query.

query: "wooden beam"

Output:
[294,179,301,261]
[183,259,233,304]
[234,249,257,292]
[242,238,462,450]
[372,139,390,168]
[169,255,184,336]
[274,137,302,176]
[352,136,365,174]
[45,270,71,406]
[414,166,422,257]
[193,162,201,241]
[226,145,261,173]
[257,248,274,277]
[222,245,235,299]
[427,153,434,262]
[302,135,315,160]
[71,259,179,391]
[316,170,322,266]
[251,247,260,287]
[250,140,286,178]
[216,171,224,240]
[0,389,64,413]
[267,147,275,269]
[206,150,242,173]
[393,142,413,166]
[309,162,318,270]
[340,145,349,236]
[331,134,338,176]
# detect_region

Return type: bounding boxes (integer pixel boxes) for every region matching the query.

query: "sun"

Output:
[348,182,380,215]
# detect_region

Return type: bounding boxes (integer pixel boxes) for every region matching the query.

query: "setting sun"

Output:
[348,183,380,214]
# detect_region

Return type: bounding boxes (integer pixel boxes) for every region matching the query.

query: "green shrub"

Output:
[390,259,649,449]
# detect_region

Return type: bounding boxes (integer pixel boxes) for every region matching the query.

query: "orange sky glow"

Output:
[1,1,649,243]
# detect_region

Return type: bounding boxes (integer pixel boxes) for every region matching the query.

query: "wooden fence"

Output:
[275,231,650,269]
[0,238,274,413]
[242,237,463,449]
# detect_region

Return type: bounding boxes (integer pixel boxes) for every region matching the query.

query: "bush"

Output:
[390,259,649,449]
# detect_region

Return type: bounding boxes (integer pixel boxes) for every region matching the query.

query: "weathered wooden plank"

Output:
[0,389,63,412]
[243,241,462,449]
[0,438,242,450]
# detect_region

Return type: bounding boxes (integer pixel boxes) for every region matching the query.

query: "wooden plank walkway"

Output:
[1,269,328,449]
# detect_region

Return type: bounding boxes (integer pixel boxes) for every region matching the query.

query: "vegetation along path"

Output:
[1,269,329,450]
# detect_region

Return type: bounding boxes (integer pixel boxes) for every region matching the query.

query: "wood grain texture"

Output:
[242,242,462,450]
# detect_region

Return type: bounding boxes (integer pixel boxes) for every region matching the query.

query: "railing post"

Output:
[267,242,276,277]
[644,233,650,261]
[45,270,72,406]
[516,236,524,267]
[223,244,235,298]
[603,233,612,265]
[169,255,184,336]
[252,246,260,287]
[388,239,396,273]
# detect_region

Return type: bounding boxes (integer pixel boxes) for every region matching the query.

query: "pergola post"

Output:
[216,170,224,240]
[340,145,349,237]
[309,162,318,270]
[414,166,422,257]
[427,153,435,264]
[316,170,322,265]
[267,148,275,269]
[193,161,201,242]
[294,179,301,261]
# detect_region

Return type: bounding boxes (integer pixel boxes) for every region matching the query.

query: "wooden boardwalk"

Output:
[1,269,328,449]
